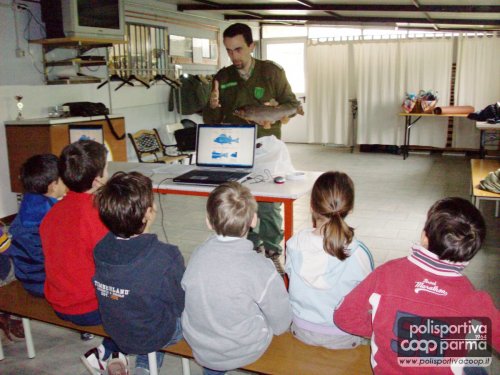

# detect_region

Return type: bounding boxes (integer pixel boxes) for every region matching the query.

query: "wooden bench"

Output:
[0,281,372,374]
[470,159,500,217]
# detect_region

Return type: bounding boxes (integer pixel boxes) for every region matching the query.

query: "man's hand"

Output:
[209,79,221,109]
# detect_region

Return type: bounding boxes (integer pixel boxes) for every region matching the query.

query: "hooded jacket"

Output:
[181,235,291,371]
[285,228,373,334]
[93,232,185,354]
[8,193,57,296]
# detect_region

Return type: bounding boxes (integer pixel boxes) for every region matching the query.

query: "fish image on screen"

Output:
[212,151,229,159]
[214,134,239,144]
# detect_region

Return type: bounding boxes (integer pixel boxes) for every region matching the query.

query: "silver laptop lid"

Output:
[196,124,256,169]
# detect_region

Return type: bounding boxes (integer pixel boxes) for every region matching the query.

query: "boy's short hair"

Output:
[223,23,253,46]
[95,171,153,238]
[20,154,59,194]
[206,181,257,237]
[59,140,107,192]
[424,197,486,262]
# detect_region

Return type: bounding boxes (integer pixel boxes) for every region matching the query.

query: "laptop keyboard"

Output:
[191,170,248,182]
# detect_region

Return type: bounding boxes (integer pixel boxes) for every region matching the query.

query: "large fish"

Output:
[233,103,304,129]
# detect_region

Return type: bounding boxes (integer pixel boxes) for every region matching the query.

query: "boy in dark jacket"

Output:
[7,154,66,296]
[93,171,185,375]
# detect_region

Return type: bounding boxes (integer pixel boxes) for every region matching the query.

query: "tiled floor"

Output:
[1,144,498,374]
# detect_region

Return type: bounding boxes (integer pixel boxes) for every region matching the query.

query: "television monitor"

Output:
[41,0,125,40]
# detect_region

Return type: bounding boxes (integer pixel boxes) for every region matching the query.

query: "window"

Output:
[264,40,305,94]
[108,23,169,77]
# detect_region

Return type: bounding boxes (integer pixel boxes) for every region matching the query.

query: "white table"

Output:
[476,121,500,159]
[109,162,321,244]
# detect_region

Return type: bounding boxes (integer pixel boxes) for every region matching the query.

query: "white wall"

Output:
[0,0,232,218]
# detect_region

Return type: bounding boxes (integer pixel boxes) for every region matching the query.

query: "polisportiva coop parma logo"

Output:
[395,314,492,368]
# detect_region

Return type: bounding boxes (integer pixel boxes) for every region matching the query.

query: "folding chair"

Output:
[128,129,189,164]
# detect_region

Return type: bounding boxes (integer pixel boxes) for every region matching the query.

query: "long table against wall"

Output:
[5,115,127,193]
[399,113,472,160]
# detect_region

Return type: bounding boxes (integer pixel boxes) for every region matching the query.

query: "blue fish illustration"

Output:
[212,151,228,159]
[230,152,238,158]
[214,134,239,144]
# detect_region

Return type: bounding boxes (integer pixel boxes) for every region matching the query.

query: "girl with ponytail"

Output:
[285,171,374,349]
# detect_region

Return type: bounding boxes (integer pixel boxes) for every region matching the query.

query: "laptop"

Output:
[173,124,256,185]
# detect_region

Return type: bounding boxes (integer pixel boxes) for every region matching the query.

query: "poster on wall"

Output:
[69,125,104,144]
[69,125,114,161]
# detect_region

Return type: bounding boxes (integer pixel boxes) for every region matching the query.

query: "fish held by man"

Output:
[233,104,304,129]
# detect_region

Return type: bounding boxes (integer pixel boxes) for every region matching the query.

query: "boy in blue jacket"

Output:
[93,171,185,375]
[7,154,66,297]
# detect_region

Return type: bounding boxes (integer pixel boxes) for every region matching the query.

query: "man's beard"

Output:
[232,60,244,69]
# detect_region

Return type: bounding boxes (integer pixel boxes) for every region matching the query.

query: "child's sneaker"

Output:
[81,346,107,374]
[107,352,129,375]
[81,332,95,341]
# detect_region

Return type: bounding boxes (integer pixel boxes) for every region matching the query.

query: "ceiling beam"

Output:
[191,0,263,19]
[178,3,500,13]
[223,14,500,27]
[293,0,341,18]
[191,0,220,8]
[412,0,439,30]
[294,0,313,8]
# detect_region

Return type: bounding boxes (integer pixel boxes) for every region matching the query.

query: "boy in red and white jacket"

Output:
[41,140,127,374]
[335,197,499,374]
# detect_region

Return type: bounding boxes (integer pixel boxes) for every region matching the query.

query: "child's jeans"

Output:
[55,309,121,358]
[135,317,183,371]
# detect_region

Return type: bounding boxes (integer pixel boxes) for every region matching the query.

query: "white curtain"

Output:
[306,37,455,147]
[354,41,400,145]
[454,36,500,148]
[305,42,351,144]
[397,38,453,147]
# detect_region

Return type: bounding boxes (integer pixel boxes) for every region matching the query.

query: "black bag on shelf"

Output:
[63,102,109,117]
[63,102,124,140]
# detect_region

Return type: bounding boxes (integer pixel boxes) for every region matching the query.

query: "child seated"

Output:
[0,225,24,341]
[40,140,127,374]
[6,154,66,297]
[182,182,292,375]
[285,171,373,349]
[93,171,185,375]
[335,197,499,374]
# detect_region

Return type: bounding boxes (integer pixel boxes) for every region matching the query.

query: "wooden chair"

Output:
[128,128,189,164]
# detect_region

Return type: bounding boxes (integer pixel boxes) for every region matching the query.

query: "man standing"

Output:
[203,23,300,263]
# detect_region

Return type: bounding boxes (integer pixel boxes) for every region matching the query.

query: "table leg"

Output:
[480,130,485,159]
[403,116,411,160]
[407,119,412,159]
[403,118,407,159]
[283,199,294,247]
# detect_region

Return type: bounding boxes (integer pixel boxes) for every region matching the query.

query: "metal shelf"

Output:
[29,37,124,85]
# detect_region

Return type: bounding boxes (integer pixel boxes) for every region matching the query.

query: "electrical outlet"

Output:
[16,48,25,58]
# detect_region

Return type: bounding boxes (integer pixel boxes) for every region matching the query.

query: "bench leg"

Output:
[474,197,480,209]
[181,358,191,375]
[22,318,35,358]
[0,331,4,360]
[148,352,158,375]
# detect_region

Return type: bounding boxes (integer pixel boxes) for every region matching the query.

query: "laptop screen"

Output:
[196,124,256,168]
